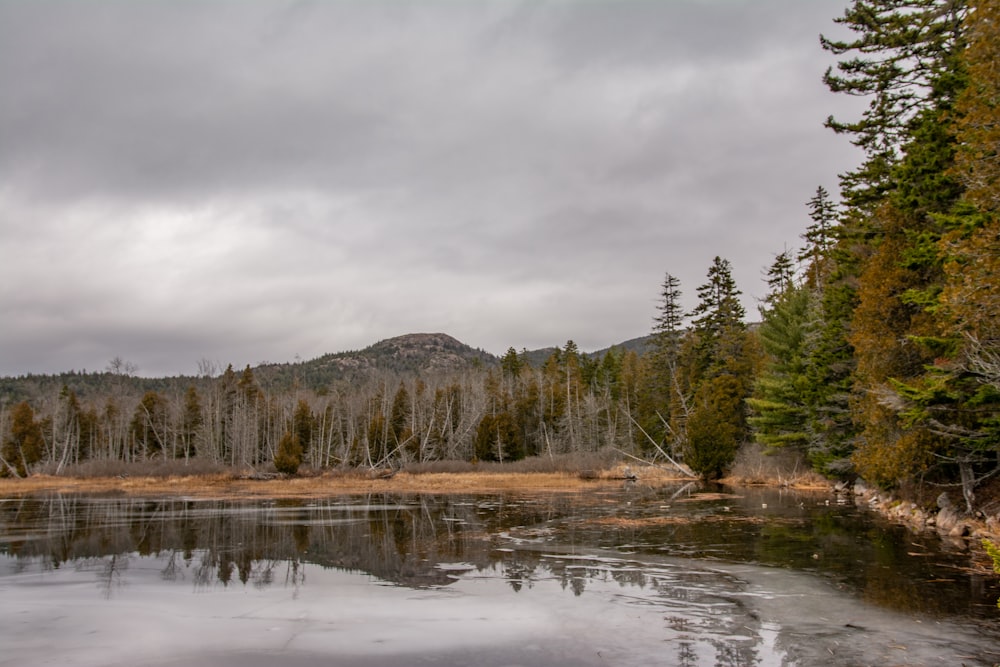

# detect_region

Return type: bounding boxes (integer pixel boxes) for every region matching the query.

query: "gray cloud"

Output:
[0,0,864,377]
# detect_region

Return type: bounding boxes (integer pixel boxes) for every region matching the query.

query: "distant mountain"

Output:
[254,333,497,389]
[0,332,655,401]
[589,335,654,359]
[518,335,655,368]
[518,346,560,368]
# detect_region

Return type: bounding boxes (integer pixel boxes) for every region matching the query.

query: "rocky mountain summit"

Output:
[303,333,495,379]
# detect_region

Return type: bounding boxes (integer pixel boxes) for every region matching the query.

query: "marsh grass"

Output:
[2,447,822,499]
[53,458,239,479]
[403,450,620,475]
[0,454,686,499]
[725,443,829,489]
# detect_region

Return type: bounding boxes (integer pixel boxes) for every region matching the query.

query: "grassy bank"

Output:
[0,463,696,499]
[0,447,841,499]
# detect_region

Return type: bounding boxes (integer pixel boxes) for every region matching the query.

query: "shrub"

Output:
[985,539,1000,609]
[274,432,303,475]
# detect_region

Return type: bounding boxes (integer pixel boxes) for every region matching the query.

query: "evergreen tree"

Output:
[52,385,82,472]
[691,257,744,322]
[292,399,315,457]
[683,257,757,479]
[764,250,796,303]
[800,186,839,288]
[129,391,169,459]
[475,370,522,462]
[389,382,411,453]
[952,0,1000,213]
[687,256,746,378]
[180,386,203,460]
[686,374,745,480]
[647,272,686,454]
[748,283,815,455]
[559,340,583,453]
[844,25,967,489]
[811,0,972,489]
[1,402,43,477]
[274,431,303,475]
[653,273,685,345]
[795,221,863,475]
[883,0,1000,506]
[500,347,523,380]
[822,0,969,208]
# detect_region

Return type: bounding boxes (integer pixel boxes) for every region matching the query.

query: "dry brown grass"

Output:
[723,443,831,490]
[584,514,767,529]
[0,463,690,499]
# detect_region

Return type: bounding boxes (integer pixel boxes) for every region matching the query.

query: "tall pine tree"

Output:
[682,258,759,479]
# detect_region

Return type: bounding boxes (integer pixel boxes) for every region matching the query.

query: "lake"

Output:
[1,483,998,666]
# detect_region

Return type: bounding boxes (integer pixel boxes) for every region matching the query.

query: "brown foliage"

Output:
[953,0,1000,213]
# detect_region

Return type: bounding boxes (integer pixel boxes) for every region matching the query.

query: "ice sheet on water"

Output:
[6,548,997,667]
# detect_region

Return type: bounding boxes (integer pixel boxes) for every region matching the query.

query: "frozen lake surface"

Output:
[1,484,998,666]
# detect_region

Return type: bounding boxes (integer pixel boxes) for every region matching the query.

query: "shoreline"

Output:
[0,470,992,540]
[2,469,997,571]
[0,467,839,500]
[0,469,695,499]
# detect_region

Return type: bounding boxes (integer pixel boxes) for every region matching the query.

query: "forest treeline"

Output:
[2,1,1000,512]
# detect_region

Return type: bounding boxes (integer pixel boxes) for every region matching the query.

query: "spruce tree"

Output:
[764,250,796,302]
[682,257,757,479]
[274,432,303,475]
[885,0,1000,506]
[648,272,686,454]
[810,0,971,488]
[1,402,43,477]
[748,273,815,456]
[822,0,969,209]
[292,399,315,458]
[799,186,838,288]
[180,386,203,459]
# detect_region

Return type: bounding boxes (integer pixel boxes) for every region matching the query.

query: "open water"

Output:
[1,483,998,666]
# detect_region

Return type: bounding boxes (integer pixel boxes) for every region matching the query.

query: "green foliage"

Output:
[653,272,684,342]
[822,0,968,208]
[689,257,745,347]
[799,257,859,474]
[748,286,815,453]
[274,432,303,475]
[292,399,315,455]
[130,391,169,458]
[180,386,202,458]
[764,250,796,301]
[984,539,1000,607]
[813,0,988,492]
[686,375,744,480]
[475,411,520,462]
[500,347,523,380]
[390,382,411,450]
[953,0,1000,213]
[800,186,839,287]
[1,402,44,477]
[676,257,757,478]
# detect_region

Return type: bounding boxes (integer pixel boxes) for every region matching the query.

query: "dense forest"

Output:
[2,0,999,514]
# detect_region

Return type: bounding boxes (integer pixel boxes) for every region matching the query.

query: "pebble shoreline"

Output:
[849,479,1000,548]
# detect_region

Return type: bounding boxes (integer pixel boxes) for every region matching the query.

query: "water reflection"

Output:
[1,487,999,666]
[1,488,998,612]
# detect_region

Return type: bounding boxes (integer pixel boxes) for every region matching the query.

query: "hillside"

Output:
[256,333,497,389]
[590,335,654,359]
[0,332,650,401]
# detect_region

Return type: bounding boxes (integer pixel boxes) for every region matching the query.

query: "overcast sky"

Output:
[0,0,864,378]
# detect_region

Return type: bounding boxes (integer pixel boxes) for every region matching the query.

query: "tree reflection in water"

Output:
[0,489,997,612]
[0,488,999,666]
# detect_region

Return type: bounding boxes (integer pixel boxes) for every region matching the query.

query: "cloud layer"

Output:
[0,0,863,377]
